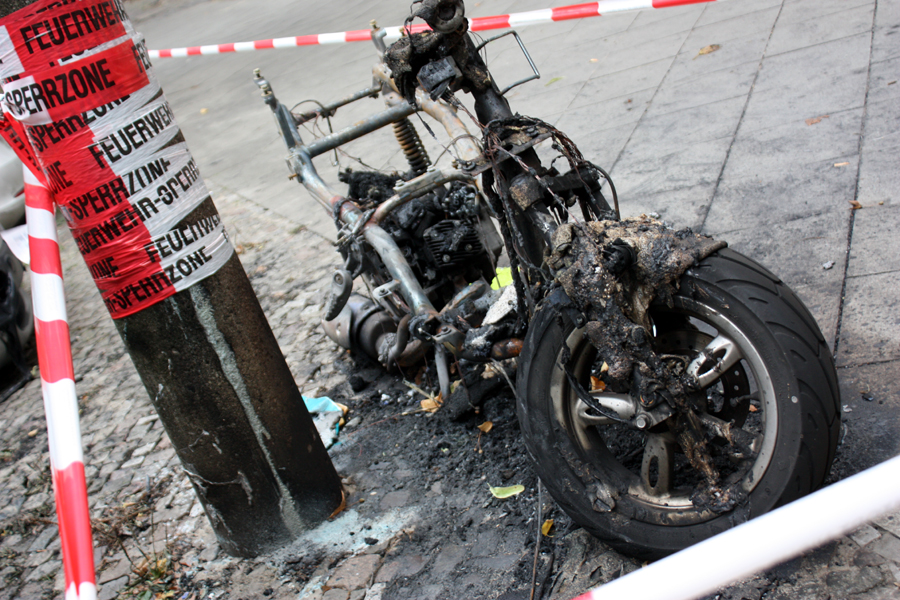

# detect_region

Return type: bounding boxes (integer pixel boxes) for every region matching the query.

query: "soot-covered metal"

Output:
[385,0,491,105]
[548,217,747,510]
[383,0,747,511]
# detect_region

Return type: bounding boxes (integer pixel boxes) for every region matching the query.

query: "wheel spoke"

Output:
[575,393,636,427]
[688,335,743,388]
[641,433,676,496]
[575,399,615,426]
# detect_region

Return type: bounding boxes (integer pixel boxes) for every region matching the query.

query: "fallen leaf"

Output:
[805,115,829,126]
[694,44,720,59]
[541,519,555,537]
[590,58,599,63]
[834,162,850,168]
[132,559,149,577]
[489,484,525,499]
[477,421,494,433]
[421,398,442,413]
[591,377,607,392]
[545,76,564,86]
[27,429,38,437]
[749,405,759,413]
[200,108,209,115]
[600,362,610,375]
[849,200,862,210]
[406,381,442,413]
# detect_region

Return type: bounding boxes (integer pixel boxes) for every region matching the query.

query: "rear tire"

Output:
[516,249,840,559]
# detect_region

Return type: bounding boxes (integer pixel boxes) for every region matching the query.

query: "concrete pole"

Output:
[0,0,343,558]
[114,205,345,558]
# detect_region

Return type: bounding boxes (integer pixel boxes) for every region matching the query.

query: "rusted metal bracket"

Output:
[474,30,541,95]
[460,131,552,175]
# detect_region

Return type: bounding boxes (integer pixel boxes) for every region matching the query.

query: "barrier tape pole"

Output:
[1,0,344,559]
[572,455,900,600]
[148,0,716,59]
[24,164,97,600]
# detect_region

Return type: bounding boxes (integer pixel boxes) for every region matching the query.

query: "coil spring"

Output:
[393,118,431,176]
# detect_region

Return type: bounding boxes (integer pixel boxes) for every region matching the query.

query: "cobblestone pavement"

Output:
[0,185,348,600]
[2,0,900,598]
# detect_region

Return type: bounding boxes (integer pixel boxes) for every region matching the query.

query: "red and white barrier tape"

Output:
[148,0,716,58]
[25,165,97,600]
[1,0,234,320]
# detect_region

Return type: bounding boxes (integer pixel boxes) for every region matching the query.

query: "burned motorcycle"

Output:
[255,0,841,559]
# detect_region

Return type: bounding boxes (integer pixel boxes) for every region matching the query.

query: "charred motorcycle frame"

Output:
[255,0,841,558]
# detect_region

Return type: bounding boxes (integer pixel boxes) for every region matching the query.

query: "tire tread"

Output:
[691,250,840,492]
[516,248,841,558]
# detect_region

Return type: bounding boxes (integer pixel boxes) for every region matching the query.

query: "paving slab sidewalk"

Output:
[1,0,899,598]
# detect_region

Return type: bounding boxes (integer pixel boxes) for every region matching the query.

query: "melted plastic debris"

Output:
[549,216,724,391]
[483,284,517,326]
[384,28,490,106]
[549,216,740,510]
[339,169,401,204]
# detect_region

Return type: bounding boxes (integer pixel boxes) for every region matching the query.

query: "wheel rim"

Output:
[550,296,779,525]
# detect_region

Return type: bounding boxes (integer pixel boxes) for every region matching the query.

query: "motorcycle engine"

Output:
[422,219,484,269]
[340,170,500,308]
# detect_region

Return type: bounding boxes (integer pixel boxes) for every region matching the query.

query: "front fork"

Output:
[461,46,727,482]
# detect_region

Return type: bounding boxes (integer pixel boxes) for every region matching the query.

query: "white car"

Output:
[0,139,25,230]
[0,139,34,393]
